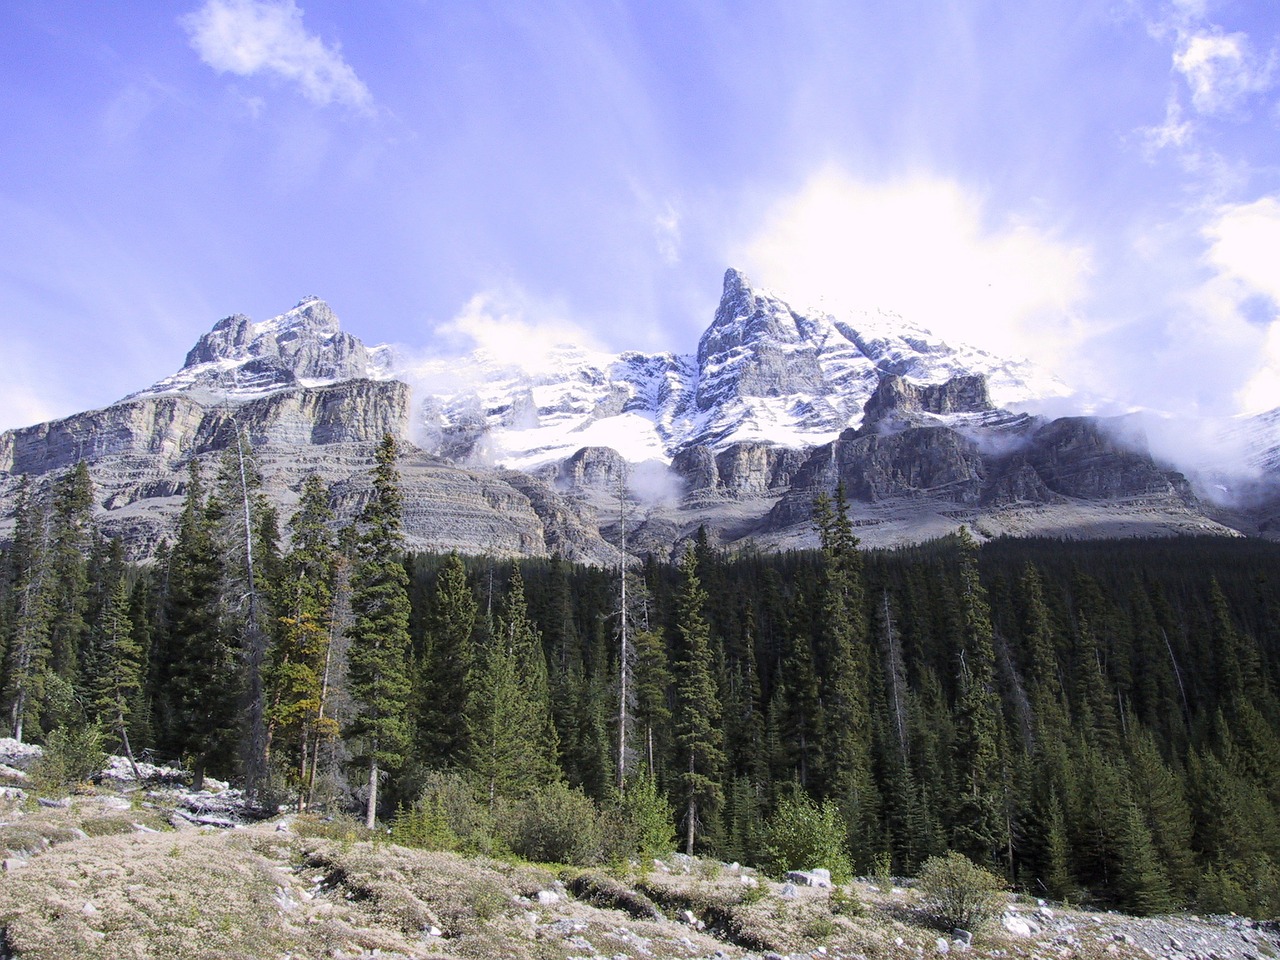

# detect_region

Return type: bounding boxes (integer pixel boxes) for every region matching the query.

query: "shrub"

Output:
[917,851,1005,931]
[761,787,853,884]
[414,770,498,855]
[390,797,458,851]
[30,724,107,792]
[600,771,674,865]
[501,782,602,865]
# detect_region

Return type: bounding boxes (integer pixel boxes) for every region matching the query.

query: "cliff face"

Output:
[2,278,1265,563]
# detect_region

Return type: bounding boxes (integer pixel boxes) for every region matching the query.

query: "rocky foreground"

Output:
[0,746,1275,960]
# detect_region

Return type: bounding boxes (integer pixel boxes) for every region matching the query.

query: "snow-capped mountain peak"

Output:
[125,269,1073,470]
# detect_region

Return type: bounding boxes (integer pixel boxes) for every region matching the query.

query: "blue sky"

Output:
[1,0,1278,432]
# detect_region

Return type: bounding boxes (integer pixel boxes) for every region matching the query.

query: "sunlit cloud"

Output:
[1174,30,1273,115]
[435,290,606,374]
[736,169,1091,369]
[182,0,372,111]
[1198,195,1280,413]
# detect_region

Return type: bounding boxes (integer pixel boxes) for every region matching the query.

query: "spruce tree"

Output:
[2,479,54,742]
[813,484,877,864]
[346,435,413,828]
[157,460,236,789]
[672,547,725,855]
[46,462,94,686]
[93,563,144,779]
[269,473,339,809]
[950,530,1007,871]
[416,552,477,769]
[468,566,560,801]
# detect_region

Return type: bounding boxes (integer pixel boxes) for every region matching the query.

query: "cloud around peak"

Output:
[182,0,372,111]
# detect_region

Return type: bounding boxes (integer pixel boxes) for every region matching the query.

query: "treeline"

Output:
[3,440,1280,918]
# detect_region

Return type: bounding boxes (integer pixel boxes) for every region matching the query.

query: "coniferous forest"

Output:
[5,436,1280,919]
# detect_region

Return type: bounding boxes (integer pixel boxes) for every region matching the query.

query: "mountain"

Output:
[0,270,1272,560]
[398,268,1071,470]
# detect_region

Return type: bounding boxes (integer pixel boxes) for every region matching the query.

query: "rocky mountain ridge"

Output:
[1,270,1275,560]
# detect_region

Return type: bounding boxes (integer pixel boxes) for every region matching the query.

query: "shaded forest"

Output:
[4,439,1280,918]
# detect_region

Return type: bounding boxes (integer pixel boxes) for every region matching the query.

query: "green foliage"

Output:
[412,770,498,855]
[601,772,675,864]
[672,548,724,856]
[917,850,1005,932]
[499,781,603,865]
[761,787,853,884]
[390,797,458,851]
[30,723,107,791]
[346,435,413,825]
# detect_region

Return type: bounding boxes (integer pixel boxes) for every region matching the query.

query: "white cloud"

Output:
[182,0,372,111]
[737,169,1091,368]
[654,203,681,264]
[1141,96,1194,155]
[1173,30,1271,115]
[1204,195,1280,304]
[1197,195,1280,413]
[436,291,606,373]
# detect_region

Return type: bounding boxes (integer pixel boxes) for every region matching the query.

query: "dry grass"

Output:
[0,795,1258,960]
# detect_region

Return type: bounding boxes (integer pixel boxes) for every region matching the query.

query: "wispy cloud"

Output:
[434,290,606,373]
[737,169,1092,370]
[182,0,371,111]
[1142,3,1275,159]
[1174,29,1272,115]
[1202,195,1280,413]
[653,203,681,265]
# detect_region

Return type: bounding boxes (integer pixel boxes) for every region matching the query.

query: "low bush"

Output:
[600,771,674,865]
[498,782,602,865]
[29,724,107,793]
[917,851,1005,931]
[761,787,853,883]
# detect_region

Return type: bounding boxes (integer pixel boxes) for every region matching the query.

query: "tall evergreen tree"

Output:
[2,479,54,742]
[416,552,477,768]
[207,430,279,801]
[346,435,414,828]
[269,473,339,809]
[813,484,877,863]
[672,547,725,855]
[950,530,1008,871]
[46,462,94,687]
[157,460,237,789]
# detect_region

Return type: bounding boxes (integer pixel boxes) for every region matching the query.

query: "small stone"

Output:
[780,882,797,898]
[427,926,442,937]
[81,902,98,916]
[2,858,27,872]
[936,937,951,953]
[537,889,560,904]
[1169,937,1183,950]
[1036,906,1055,921]
[952,929,972,946]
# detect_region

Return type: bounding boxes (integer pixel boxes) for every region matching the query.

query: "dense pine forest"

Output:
[4,437,1280,919]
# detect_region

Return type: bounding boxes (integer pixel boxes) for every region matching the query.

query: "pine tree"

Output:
[672,547,725,855]
[346,435,414,828]
[2,479,54,742]
[46,462,94,687]
[416,552,478,769]
[207,430,278,801]
[468,566,561,801]
[813,484,877,864]
[631,620,671,778]
[269,474,339,809]
[93,562,144,779]
[950,530,1008,871]
[157,460,237,789]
